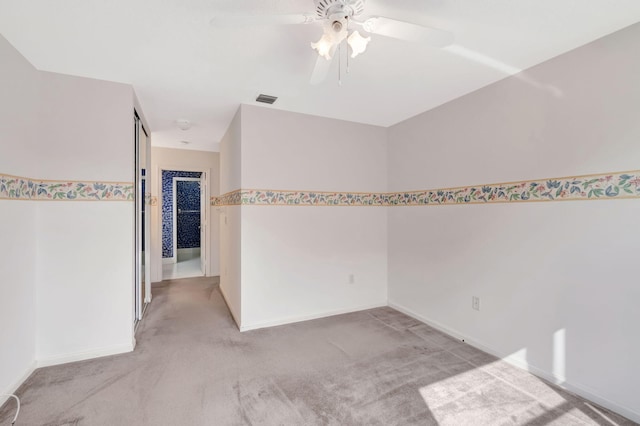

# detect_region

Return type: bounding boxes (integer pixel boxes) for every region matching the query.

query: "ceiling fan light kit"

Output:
[307,0,453,83]
[310,0,367,61]
[211,0,453,85]
[314,0,365,19]
[347,30,370,58]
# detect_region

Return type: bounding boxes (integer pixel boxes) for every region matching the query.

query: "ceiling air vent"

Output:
[256,94,278,104]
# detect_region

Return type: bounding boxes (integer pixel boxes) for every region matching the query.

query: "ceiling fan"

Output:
[211,0,453,84]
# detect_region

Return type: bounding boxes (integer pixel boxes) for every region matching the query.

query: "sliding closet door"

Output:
[139,125,148,308]
[134,112,150,323]
[143,130,151,303]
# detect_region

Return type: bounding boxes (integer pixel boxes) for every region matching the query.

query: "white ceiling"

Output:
[1,0,639,152]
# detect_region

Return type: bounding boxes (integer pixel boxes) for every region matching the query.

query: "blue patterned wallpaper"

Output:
[176,180,201,250]
[161,170,202,258]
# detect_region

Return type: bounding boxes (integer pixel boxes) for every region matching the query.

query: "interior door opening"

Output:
[161,169,208,280]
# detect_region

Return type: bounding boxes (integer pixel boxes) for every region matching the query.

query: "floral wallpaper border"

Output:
[212,171,640,207]
[0,174,134,201]
[212,190,243,207]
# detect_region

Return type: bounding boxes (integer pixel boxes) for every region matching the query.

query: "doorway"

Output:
[161,169,208,280]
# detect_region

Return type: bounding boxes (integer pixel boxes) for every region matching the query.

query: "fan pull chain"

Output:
[346,43,350,74]
[338,42,342,86]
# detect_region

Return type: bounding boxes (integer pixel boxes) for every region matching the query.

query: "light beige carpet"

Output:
[0,277,635,425]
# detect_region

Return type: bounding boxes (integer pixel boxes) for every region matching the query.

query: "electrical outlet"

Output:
[349,274,355,284]
[472,296,480,311]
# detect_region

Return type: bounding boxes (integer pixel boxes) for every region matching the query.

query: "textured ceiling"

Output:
[1,0,639,152]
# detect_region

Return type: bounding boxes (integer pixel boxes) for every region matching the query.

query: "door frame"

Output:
[158,166,211,279]
[172,177,202,265]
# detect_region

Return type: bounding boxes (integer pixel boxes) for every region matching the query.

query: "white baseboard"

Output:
[36,342,135,368]
[177,248,200,256]
[240,302,387,332]
[388,300,640,424]
[1,360,36,406]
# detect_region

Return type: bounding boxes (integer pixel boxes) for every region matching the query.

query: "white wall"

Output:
[0,203,36,404]
[238,105,388,330]
[35,71,136,364]
[0,35,40,177]
[221,205,241,325]
[36,203,134,363]
[37,72,134,181]
[220,108,241,194]
[1,34,139,393]
[149,147,220,282]
[0,203,36,397]
[387,23,640,421]
[241,105,387,192]
[241,205,388,329]
[219,108,242,324]
[0,35,39,399]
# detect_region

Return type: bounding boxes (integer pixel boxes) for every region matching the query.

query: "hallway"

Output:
[0,277,633,425]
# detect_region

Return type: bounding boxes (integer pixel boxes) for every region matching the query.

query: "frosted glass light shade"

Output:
[347,30,371,58]
[311,33,335,60]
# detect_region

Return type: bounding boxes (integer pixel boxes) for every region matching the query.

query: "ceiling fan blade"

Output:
[362,17,453,47]
[310,53,334,85]
[210,14,316,28]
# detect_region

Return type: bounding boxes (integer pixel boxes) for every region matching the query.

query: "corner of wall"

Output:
[219,105,243,329]
[0,34,40,400]
[384,23,640,422]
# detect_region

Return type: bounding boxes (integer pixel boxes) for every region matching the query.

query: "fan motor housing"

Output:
[314,0,365,19]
